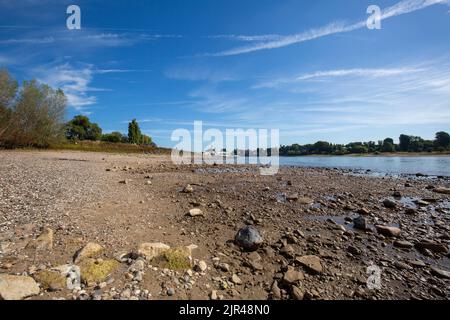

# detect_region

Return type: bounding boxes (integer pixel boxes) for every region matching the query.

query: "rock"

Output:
[282,266,304,285]
[218,263,230,272]
[194,260,207,272]
[26,227,53,251]
[383,199,396,209]
[357,208,370,215]
[347,245,361,255]
[393,240,413,249]
[210,290,218,300]
[231,274,242,285]
[375,225,401,237]
[353,216,367,230]
[74,242,104,263]
[234,226,263,251]
[280,245,295,258]
[137,243,171,261]
[167,288,175,296]
[51,265,81,290]
[182,184,194,193]
[286,194,299,202]
[0,274,40,300]
[393,191,402,198]
[151,247,192,270]
[271,281,281,300]
[79,259,119,285]
[430,266,450,279]
[298,197,314,205]
[415,240,448,254]
[290,285,304,300]
[33,270,66,291]
[434,187,450,195]
[296,255,323,274]
[188,208,204,217]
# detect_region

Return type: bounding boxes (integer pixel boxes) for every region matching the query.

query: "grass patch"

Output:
[49,140,171,154]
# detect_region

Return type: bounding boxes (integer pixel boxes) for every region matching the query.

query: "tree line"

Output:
[280,132,450,156]
[0,69,154,148]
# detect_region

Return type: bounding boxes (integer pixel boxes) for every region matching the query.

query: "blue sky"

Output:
[1,0,450,147]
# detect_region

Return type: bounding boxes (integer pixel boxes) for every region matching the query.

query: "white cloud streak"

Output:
[210,0,448,56]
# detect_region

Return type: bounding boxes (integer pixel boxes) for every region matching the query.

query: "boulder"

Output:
[0,274,40,300]
[33,270,66,291]
[234,226,263,251]
[79,259,119,285]
[353,216,367,230]
[137,242,171,261]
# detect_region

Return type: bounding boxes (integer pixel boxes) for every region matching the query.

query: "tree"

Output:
[128,119,142,144]
[0,69,18,140]
[399,134,412,152]
[141,134,153,146]
[435,131,450,149]
[8,80,66,146]
[382,138,396,152]
[102,131,126,143]
[66,115,102,141]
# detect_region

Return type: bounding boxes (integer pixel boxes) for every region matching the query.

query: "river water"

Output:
[234,156,450,177]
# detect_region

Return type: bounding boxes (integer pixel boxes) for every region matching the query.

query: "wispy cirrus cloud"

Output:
[33,63,151,112]
[208,0,449,56]
[255,67,423,88]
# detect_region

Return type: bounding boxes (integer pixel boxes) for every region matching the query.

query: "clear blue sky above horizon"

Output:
[1,0,450,147]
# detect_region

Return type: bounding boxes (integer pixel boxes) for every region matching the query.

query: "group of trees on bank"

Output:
[280,132,450,156]
[0,69,154,148]
[65,115,155,146]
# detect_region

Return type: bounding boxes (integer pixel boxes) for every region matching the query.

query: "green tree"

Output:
[66,115,102,141]
[382,138,396,152]
[399,134,412,152]
[102,131,126,143]
[128,119,142,144]
[0,69,18,140]
[435,131,450,149]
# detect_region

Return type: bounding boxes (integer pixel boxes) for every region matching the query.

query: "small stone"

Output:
[296,255,323,274]
[33,270,66,291]
[282,266,304,285]
[183,185,194,193]
[347,245,361,255]
[393,240,413,249]
[375,225,401,237]
[210,290,218,300]
[26,228,53,251]
[167,288,175,296]
[74,243,104,263]
[271,281,281,300]
[383,199,396,209]
[430,266,450,279]
[357,208,370,215]
[231,274,242,285]
[188,208,204,217]
[0,274,40,300]
[415,241,448,254]
[137,243,171,261]
[434,187,450,195]
[290,285,304,300]
[194,260,207,272]
[234,226,263,251]
[218,263,230,272]
[353,216,367,230]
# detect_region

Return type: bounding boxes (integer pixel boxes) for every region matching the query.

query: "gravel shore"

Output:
[0,150,449,300]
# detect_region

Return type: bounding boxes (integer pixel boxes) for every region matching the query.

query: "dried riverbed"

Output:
[0,150,449,300]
